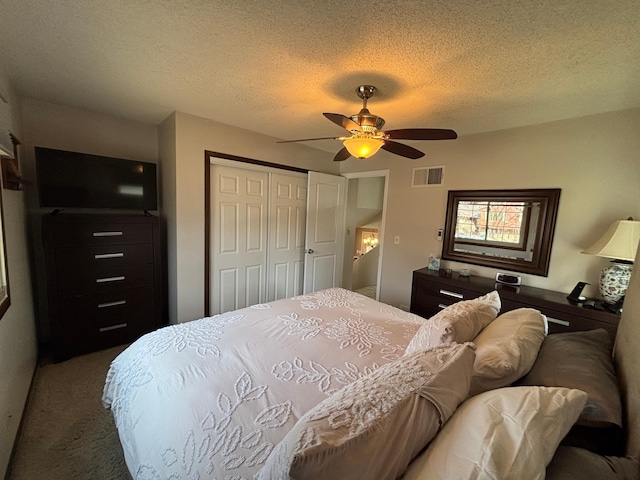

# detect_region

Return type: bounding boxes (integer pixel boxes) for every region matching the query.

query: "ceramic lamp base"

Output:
[599,262,633,304]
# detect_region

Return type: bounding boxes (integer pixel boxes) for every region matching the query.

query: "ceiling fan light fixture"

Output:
[278,85,456,161]
[343,136,384,159]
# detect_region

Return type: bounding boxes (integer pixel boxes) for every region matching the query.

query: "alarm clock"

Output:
[495,273,521,286]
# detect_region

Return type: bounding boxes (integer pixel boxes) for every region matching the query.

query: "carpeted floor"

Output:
[8,344,131,479]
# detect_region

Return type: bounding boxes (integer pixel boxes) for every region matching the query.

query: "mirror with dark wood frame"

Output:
[0,161,10,319]
[0,134,20,320]
[442,189,561,276]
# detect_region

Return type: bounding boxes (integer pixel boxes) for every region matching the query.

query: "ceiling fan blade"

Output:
[277,136,340,143]
[323,113,363,133]
[382,140,425,159]
[384,128,457,140]
[333,147,351,162]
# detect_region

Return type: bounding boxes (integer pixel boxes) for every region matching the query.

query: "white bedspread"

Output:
[102,288,423,479]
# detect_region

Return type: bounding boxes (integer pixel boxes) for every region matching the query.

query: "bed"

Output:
[103,272,640,479]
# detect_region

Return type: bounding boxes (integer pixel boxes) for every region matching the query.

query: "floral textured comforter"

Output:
[102,288,423,479]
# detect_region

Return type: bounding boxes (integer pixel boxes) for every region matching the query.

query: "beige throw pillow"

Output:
[402,386,588,480]
[468,308,547,396]
[405,291,501,355]
[259,342,476,480]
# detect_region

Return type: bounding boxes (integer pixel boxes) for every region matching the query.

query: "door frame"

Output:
[204,151,308,316]
[342,170,390,301]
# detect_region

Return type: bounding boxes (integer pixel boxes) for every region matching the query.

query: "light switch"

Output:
[394,235,400,244]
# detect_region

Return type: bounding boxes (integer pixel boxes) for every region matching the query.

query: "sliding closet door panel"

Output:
[245,264,264,306]
[246,204,265,252]
[219,203,239,253]
[273,263,288,300]
[211,165,268,314]
[219,268,239,313]
[267,173,307,301]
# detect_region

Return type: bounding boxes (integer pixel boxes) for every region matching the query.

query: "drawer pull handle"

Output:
[99,323,128,333]
[438,303,449,309]
[98,300,127,309]
[96,276,125,283]
[93,231,123,237]
[94,253,124,259]
[439,289,464,299]
[547,317,570,327]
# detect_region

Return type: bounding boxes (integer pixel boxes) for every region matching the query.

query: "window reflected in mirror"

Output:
[0,162,10,319]
[442,189,561,276]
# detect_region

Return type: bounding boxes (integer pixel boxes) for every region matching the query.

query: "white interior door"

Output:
[211,164,268,314]
[303,171,347,293]
[267,173,307,301]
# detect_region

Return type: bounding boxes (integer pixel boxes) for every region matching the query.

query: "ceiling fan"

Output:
[278,85,457,161]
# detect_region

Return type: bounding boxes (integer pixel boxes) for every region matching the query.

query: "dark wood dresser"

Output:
[42,213,164,360]
[411,267,620,338]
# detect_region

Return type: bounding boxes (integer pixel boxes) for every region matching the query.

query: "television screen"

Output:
[35,147,158,211]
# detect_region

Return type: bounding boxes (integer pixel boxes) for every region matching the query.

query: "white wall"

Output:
[340,108,640,309]
[162,111,338,323]
[158,113,177,323]
[0,73,37,478]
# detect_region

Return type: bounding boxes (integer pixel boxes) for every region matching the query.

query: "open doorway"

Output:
[342,171,389,300]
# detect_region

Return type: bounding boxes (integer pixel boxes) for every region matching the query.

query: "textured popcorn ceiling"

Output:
[1,0,639,149]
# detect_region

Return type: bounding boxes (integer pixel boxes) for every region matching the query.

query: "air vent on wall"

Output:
[412,166,444,187]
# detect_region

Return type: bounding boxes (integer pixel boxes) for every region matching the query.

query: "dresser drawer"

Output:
[56,287,157,358]
[56,263,155,296]
[52,222,153,246]
[58,286,155,326]
[55,306,156,358]
[411,275,485,318]
[54,243,154,269]
[410,292,449,318]
[413,276,482,300]
[92,308,156,350]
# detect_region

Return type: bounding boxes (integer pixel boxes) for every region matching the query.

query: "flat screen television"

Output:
[35,147,158,211]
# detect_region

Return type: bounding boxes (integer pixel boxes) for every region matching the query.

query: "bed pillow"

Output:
[401,386,588,480]
[468,308,547,396]
[259,342,476,480]
[405,290,501,355]
[517,328,624,455]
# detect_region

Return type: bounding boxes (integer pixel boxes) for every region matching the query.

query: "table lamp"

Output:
[582,218,640,310]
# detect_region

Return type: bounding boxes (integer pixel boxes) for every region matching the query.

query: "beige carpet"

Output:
[8,344,131,479]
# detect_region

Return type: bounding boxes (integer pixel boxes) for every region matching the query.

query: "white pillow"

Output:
[405,291,501,355]
[402,386,588,480]
[259,342,476,480]
[469,308,547,396]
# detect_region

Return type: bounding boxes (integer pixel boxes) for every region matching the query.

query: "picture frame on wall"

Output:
[1,156,22,190]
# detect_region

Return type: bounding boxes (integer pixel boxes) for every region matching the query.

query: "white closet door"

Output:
[210,164,268,314]
[267,173,307,301]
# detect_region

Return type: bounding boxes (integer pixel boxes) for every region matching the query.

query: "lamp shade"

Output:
[343,136,384,159]
[582,219,640,262]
